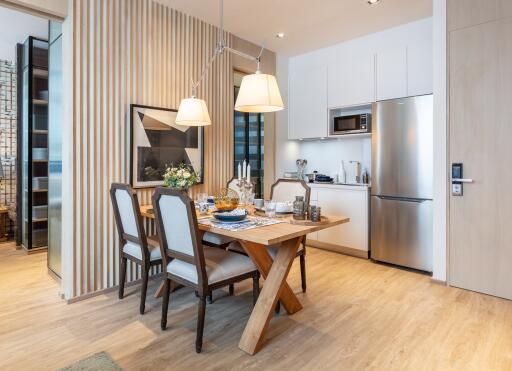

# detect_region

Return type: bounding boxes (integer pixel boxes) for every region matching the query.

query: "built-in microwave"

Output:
[329,109,371,135]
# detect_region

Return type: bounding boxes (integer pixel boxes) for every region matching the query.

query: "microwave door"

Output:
[334,116,359,133]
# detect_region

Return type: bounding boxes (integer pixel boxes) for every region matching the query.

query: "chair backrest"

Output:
[152,187,207,287]
[270,179,311,207]
[227,177,243,197]
[110,183,149,260]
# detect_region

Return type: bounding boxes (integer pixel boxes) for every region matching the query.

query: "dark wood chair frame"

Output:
[270,179,310,313]
[110,183,162,315]
[270,178,311,293]
[152,187,260,353]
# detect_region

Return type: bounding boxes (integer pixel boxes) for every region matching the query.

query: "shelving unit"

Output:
[17,37,49,252]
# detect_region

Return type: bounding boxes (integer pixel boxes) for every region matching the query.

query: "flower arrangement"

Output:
[163,163,199,190]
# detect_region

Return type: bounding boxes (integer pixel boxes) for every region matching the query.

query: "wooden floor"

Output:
[1,242,512,371]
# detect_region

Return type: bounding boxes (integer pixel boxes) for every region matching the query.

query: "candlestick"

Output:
[242,160,246,178]
[246,164,251,181]
[237,162,241,180]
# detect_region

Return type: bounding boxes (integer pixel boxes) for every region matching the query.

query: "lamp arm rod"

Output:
[192,48,221,95]
[193,44,262,94]
[223,46,259,63]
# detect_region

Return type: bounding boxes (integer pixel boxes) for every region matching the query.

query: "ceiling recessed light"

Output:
[276,32,285,39]
[367,0,381,4]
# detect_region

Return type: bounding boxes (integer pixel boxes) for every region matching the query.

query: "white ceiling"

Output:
[157,0,432,56]
[0,6,48,62]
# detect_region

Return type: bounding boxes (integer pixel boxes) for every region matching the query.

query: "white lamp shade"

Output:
[234,73,284,113]
[175,97,212,126]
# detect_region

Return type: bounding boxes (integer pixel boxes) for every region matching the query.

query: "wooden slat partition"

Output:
[68,0,235,298]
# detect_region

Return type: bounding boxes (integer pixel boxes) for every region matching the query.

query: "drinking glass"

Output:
[196,192,208,204]
[264,201,276,218]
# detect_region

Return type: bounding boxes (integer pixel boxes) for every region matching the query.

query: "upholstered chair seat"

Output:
[167,245,255,285]
[123,241,161,261]
[202,232,235,248]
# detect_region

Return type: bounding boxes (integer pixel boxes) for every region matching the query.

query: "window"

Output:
[233,71,264,198]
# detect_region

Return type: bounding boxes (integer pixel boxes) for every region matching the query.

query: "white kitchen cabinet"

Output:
[288,65,328,140]
[376,46,407,101]
[328,54,375,108]
[309,185,369,253]
[407,40,433,96]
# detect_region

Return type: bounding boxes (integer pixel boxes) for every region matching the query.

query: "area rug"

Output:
[57,352,122,371]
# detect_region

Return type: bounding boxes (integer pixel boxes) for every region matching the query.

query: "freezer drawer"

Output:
[370,196,432,272]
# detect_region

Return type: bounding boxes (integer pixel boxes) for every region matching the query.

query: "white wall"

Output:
[295,137,371,182]
[0,6,48,61]
[432,0,447,282]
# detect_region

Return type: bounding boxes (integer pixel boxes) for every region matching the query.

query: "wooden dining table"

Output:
[140,204,349,355]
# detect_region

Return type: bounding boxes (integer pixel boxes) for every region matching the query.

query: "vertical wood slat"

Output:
[69,0,234,298]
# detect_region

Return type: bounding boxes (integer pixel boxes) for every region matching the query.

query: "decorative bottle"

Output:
[293,196,306,220]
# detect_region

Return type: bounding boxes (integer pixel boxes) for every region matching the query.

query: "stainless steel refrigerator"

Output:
[370,95,433,272]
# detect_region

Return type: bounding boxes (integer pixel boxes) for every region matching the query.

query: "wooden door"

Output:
[448,8,512,299]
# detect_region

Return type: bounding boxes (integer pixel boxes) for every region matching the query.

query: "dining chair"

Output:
[152,187,259,353]
[227,177,243,197]
[110,183,162,315]
[228,179,310,296]
[269,179,310,293]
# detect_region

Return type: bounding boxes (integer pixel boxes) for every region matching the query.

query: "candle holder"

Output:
[236,177,255,205]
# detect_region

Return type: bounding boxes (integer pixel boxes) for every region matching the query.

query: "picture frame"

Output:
[130,104,204,188]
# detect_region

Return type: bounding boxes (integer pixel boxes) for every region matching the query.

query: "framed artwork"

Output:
[130,104,204,188]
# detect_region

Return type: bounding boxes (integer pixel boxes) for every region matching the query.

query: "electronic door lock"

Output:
[451,163,473,196]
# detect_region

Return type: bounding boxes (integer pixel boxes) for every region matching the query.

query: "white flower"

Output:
[177,169,184,176]
[179,180,187,187]
[183,171,191,179]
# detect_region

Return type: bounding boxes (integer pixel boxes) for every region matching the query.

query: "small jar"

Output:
[293,196,305,220]
[309,205,321,222]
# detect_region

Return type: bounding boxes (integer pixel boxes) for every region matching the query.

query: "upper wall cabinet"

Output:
[376,46,407,101]
[328,54,375,108]
[288,65,328,140]
[407,39,433,96]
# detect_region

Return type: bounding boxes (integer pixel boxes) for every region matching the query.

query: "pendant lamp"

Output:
[175,0,284,126]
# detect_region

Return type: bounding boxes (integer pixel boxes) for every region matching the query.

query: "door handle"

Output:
[452,178,473,183]
[451,163,471,196]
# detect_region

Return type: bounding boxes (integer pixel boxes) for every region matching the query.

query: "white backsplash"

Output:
[295,136,371,183]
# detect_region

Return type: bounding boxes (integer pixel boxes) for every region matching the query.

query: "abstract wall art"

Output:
[130,104,204,188]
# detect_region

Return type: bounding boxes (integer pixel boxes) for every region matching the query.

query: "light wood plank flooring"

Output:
[1,242,512,370]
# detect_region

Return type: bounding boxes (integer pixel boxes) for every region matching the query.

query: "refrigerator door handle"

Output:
[375,195,429,203]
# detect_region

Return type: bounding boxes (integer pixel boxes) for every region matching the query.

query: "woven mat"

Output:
[57,352,122,371]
